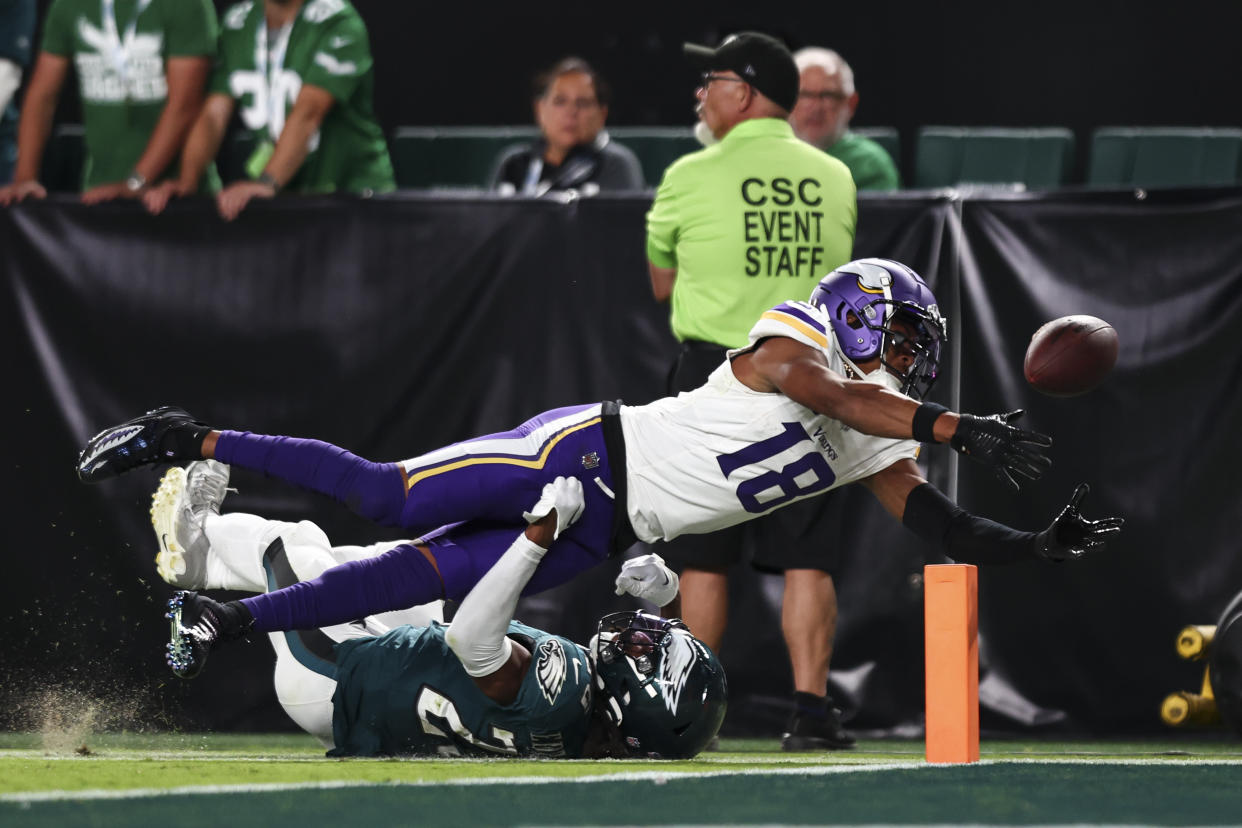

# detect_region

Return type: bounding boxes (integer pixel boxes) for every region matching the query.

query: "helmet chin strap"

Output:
[838,349,903,392]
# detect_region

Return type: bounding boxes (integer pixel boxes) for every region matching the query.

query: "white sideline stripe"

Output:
[5,758,1242,804]
[4,750,1240,764]
[3,762,924,803]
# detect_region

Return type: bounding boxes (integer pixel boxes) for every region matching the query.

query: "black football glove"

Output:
[949,410,1052,491]
[1034,484,1125,562]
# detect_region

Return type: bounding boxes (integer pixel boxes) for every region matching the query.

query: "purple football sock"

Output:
[214,430,407,526]
[240,544,443,632]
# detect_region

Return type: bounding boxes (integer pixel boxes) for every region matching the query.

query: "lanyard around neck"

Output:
[255,17,294,140]
[100,0,154,84]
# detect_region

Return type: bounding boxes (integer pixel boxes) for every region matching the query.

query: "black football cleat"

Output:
[164,590,252,679]
[165,591,223,679]
[781,705,857,752]
[77,406,208,483]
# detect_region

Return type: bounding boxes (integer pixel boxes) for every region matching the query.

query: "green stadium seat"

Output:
[914,127,1075,190]
[39,124,85,192]
[606,126,701,186]
[1087,127,1242,188]
[852,126,900,169]
[390,126,538,189]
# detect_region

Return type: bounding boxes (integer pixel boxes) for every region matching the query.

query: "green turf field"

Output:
[2,732,1240,826]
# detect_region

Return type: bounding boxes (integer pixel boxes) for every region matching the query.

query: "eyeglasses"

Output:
[545,95,600,112]
[700,72,748,89]
[798,89,848,103]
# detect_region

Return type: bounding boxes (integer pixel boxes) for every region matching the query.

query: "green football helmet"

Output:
[592,611,727,759]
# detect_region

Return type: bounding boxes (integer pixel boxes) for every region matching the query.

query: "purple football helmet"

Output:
[808,258,947,399]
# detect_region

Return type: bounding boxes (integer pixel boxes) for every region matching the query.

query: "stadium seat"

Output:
[852,126,901,169]
[39,124,85,192]
[390,126,538,189]
[913,127,1075,190]
[1087,127,1242,188]
[606,126,701,186]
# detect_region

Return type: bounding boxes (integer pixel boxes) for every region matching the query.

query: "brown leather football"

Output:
[1024,315,1119,397]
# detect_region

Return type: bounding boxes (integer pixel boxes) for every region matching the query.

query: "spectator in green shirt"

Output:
[790,47,900,191]
[0,0,216,205]
[144,0,394,221]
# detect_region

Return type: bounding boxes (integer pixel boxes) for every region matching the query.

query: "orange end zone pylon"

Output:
[924,563,980,763]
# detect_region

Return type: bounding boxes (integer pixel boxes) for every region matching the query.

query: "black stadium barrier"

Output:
[3,189,1241,736]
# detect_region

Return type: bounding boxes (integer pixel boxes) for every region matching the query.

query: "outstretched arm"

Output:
[744,336,1052,490]
[863,460,1124,564]
[444,477,584,705]
[747,335,956,440]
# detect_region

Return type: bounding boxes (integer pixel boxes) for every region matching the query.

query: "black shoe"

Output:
[781,706,857,751]
[77,406,208,483]
[164,590,250,679]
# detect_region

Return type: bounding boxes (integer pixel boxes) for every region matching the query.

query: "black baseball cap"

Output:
[683,31,799,112]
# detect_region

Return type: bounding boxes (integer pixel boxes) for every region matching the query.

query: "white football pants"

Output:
[201,513,443,748]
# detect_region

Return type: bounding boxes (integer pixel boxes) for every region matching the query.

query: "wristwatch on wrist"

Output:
[256,171,279,191]
[125,170,147,192]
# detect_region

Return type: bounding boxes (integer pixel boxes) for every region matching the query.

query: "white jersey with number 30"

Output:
[619,300,920,543]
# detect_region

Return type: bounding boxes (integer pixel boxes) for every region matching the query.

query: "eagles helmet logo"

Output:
[536,639,568,704]
[658,630,697,715]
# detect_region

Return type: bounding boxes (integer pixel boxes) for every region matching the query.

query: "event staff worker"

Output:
[143,0,395,221]
[0,0,216,205]
[790,47,899,192]
[645,31,861,750]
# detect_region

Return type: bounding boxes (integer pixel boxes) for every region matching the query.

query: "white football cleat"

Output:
[150,460,231,588]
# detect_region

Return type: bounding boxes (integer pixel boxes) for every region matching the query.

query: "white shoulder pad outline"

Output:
[749,300,831,352]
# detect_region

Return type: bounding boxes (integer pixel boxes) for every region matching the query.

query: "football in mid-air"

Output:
[1024,315,1119,397]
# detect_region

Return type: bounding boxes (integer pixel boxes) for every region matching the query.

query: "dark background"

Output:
[4,190,1241,739]
[26,0,1242,181]
[7,0,1242,742]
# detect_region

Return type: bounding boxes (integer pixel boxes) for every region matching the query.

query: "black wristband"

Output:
[256,171,280,191]
[912,402,950,443]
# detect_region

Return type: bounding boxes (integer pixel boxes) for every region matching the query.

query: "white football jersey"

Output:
[620,300,920,542]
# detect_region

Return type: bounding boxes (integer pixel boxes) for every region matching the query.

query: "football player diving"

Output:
[78,258,1125,672]
[154,464,725,759]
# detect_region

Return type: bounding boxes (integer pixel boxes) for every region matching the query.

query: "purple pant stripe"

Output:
[215,431,406,527]
[241,544,441,632]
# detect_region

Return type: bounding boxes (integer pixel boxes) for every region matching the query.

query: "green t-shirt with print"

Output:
[827,131,900,191]
[40,0,217,188]
[646,117,857,347]
[213,0,394,194]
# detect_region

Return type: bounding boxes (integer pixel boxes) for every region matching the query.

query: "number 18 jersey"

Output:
[619,300,919,542]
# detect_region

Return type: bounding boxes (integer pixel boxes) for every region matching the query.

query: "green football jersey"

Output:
[40,0,217,187]
[213,0,394,193]
[329,621,594,758]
